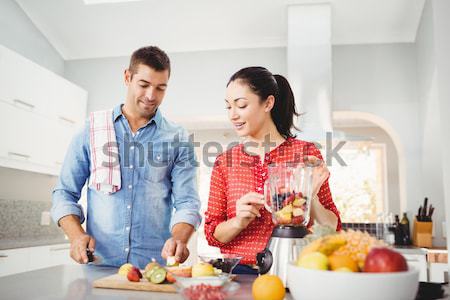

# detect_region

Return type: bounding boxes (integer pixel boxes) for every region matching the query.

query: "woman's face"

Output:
[225,80,271,138]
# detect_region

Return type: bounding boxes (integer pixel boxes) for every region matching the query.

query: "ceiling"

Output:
[15,0,425,60]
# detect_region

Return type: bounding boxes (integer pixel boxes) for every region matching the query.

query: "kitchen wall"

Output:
[64,47,286,117]
[0,0,64,75]
[416,0,448,248]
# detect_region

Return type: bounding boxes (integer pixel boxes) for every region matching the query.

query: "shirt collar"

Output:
[113,103,163,128]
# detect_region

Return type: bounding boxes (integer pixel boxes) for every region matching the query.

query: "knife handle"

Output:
[86,249,94,263]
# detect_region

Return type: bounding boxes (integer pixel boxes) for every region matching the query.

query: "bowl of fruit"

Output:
[198,253,242,275]
[287,230,419,300]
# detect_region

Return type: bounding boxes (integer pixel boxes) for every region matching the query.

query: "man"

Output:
[51,46,201,268]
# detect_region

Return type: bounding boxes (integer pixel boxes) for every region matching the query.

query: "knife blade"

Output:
[423,197,428,218]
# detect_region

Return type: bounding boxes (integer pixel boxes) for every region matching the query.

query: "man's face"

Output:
[124,64,169,118]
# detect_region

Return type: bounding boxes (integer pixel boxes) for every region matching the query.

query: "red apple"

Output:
[363,247,408,273]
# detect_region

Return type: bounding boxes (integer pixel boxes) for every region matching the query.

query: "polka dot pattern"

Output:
[204,137,341,264]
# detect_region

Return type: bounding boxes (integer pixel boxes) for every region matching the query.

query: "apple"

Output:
[363,247,408,273]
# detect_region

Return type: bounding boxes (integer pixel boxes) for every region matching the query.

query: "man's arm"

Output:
[161,130,202,263]
[51,121,93,263]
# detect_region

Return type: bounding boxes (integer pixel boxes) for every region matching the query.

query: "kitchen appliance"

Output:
[256,162,315,287]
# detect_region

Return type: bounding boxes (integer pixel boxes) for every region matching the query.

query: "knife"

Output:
[86,249,102,265]
[428,206,434,222]
[423,197,428,219]
[418,206,422,221]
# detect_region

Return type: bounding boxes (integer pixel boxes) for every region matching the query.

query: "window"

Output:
[328,142,388,223]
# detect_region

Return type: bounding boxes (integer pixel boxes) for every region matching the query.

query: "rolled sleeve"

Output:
[51,120,91,226]
[170,129,202,230]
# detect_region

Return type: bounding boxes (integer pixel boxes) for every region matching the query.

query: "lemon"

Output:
[191,262,215,277]
[297,251,329,270]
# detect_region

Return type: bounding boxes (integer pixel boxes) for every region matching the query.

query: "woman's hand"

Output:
[304,155,330,197]
[234,192,265,229]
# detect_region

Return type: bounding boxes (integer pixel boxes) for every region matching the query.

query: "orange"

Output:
[252,274,285,300]
[328,253,359,272]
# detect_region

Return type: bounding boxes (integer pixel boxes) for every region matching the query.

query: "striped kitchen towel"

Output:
[88,109,121,194]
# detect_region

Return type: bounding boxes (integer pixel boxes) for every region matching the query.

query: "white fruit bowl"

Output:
[287,262,419,300]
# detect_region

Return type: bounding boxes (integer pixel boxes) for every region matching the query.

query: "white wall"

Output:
[332,43,426,238]
[431,0,450,252]
[0,0,64,75]
[416,0,448,248]
[64,47,286,116]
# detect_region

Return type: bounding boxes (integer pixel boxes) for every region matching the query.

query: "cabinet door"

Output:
[28,246,52,271]
[48,244,74,266]
[0,46,49,115]
[0,101,35,162]
[49,77,87,126]
[0,248,30,277]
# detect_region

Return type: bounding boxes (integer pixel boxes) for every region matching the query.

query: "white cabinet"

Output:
[0,45,87,175]
[0,244,75,277]
[0,248,29,277]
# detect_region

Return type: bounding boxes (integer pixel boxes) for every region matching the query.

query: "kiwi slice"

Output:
[150,267,167,284]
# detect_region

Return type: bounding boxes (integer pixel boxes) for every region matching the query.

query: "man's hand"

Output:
[161,238,189,264]
[70,233,96,264]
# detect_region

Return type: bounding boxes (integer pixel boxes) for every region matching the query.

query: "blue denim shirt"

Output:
[51,104,201,268]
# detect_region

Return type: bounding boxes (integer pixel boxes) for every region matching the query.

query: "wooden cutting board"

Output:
[92,273,177,293]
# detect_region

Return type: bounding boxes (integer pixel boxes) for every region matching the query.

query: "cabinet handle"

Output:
[0,254,8,258]
[8,151,30,160]
[13,99,35,111]
[58,116,76,124]
[49,245,70,251]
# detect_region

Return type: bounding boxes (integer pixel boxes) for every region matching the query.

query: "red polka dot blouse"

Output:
[204,137,341,265]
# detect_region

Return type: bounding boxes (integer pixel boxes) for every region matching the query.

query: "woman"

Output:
[204,67,341,274]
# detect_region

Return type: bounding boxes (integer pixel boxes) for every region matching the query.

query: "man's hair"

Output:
[128,46,171,76]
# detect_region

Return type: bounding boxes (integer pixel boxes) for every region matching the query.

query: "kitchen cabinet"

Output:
[0,244,75,277]
[0,45,87,175]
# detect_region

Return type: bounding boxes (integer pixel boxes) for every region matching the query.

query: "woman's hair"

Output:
[227,66,299,138]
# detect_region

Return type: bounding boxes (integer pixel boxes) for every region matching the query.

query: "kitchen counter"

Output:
[0,264,294,300]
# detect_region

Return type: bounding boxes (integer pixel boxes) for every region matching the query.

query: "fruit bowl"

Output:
[287,262,419,300]
[198,254,242,275]
[174,275,240,300]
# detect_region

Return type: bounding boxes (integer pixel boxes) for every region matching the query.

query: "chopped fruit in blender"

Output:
[292,207,304,217]
[282,193,295,206]
[275,211,292,224]
[279,203,293,214]
[292,216,304,224]
[292,197,306,207]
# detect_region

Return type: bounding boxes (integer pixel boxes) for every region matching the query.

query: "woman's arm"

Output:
[213,193,264,244]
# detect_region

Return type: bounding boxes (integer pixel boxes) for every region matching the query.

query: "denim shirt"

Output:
[51,104,202,268]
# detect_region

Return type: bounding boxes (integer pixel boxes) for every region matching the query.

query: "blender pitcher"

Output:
[264,162,314,228]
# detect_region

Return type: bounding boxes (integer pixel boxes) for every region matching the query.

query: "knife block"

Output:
[413,219,433,248]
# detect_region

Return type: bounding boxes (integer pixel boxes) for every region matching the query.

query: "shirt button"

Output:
[128,184,132,189]
[130,146,135,150]
[156,154,161,160]
[127,205,131,209]
[129,165,134,169]
[126,226,130,231]
[125,248,129,252]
